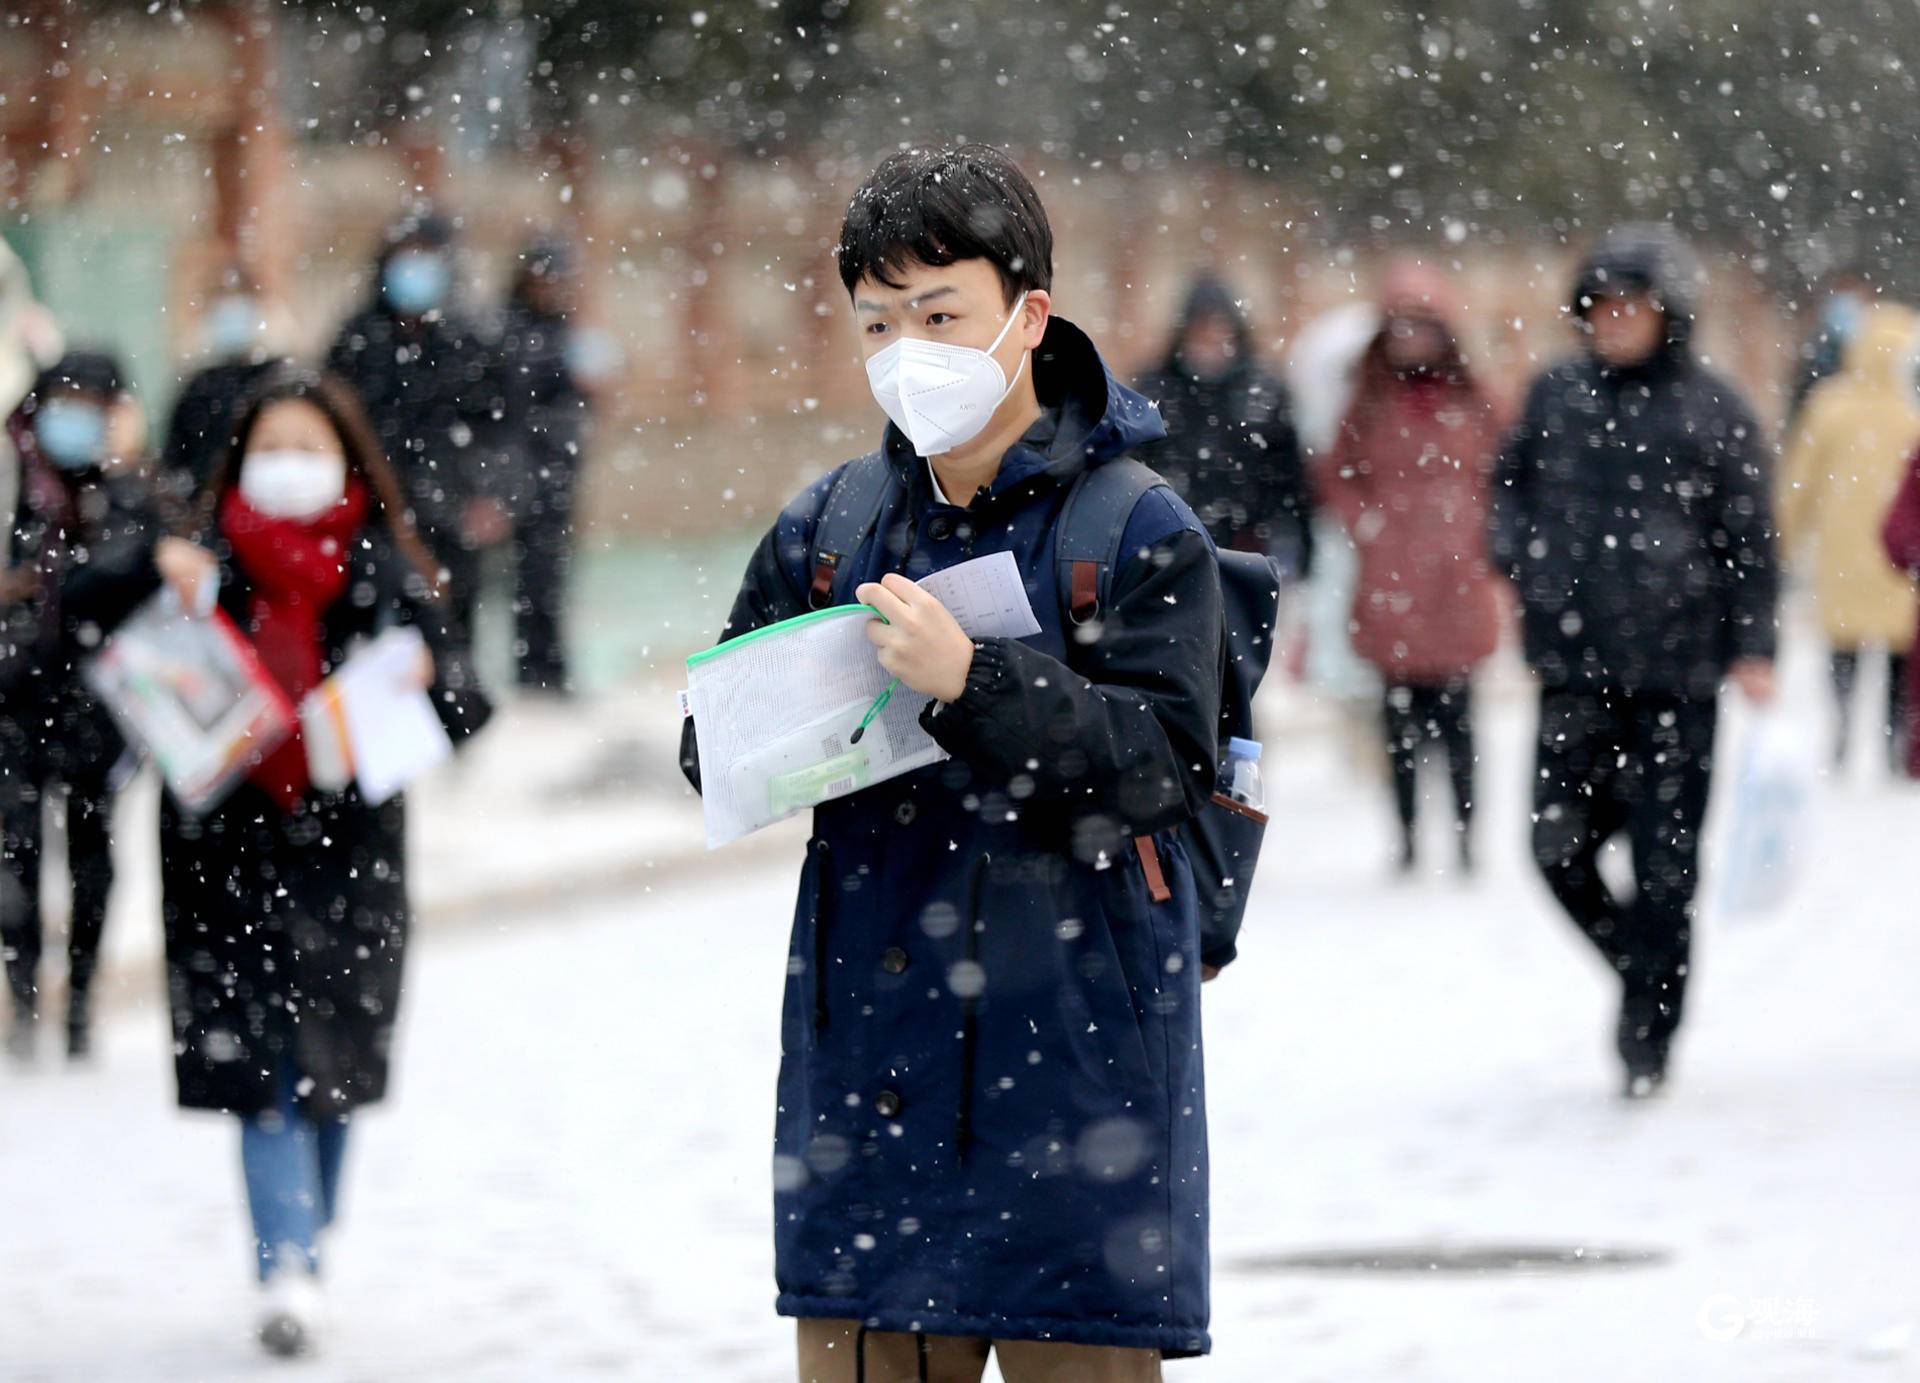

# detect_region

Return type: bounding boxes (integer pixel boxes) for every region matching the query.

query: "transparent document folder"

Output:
[686,551,1040,848]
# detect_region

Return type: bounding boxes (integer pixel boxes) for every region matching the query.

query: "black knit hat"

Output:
[30,348,125,405]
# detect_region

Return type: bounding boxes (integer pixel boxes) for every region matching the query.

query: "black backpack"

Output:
[806,453,1278,972]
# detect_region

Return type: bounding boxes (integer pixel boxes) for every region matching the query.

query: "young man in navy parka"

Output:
[683,144,1223,1381]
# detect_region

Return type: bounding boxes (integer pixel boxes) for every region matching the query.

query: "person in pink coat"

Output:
[1318,264,1505,872]
[1880,444,1920,778]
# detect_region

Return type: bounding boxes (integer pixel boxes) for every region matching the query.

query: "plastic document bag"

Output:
[688,605,943,848]
[687,551,1041,848]
[1716,711,1819,921]
[85,593,294,815]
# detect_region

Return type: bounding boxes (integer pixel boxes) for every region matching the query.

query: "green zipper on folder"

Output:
[684,603,883,671]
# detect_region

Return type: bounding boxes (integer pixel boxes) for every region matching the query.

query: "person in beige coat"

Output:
[1779,301,1920,769]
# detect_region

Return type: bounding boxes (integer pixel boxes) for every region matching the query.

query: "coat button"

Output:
[880,946,909,976]
[926,516,954,541]
[873,1089,903,1119]
[894,800,917,825]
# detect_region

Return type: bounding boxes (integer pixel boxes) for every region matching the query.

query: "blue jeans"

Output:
[240,1065,350,1282]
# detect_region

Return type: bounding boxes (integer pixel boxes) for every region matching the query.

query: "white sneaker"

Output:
[257,1270,325,1358]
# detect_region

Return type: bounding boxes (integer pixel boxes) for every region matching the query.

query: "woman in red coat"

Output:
[1881,446,1920,777]
[1318,265,1504,871]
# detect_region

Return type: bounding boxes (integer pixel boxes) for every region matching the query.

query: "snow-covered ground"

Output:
[3,630,1918,1381]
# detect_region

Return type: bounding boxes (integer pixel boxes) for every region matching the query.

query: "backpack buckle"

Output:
[1068,558,1100,625]
[809,553,839,610]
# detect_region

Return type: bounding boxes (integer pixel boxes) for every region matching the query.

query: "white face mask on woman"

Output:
[865,292,1029,457]
[239,449,348,520]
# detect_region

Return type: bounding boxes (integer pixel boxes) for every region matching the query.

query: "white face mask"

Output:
[239,449,348,520]
[866,292,1030,457]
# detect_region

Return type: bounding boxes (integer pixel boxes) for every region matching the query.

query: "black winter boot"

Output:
[1617,990,1670,1100]
[6,1002,33,1063]
[65,960,95,1062]
[5,967,35,1062]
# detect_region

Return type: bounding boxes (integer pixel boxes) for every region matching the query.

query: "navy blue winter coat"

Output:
[683,317,1224,1355]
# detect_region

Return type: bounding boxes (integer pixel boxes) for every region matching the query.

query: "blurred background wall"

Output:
[4,0,1909,669]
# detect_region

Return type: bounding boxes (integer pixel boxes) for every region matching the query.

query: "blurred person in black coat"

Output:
[3,350,213,1060]
[1491,226,1777,1099]
[1136,272,1313,579]
[326,209,508,652]
[161,265,280,506]
[164,368,490,1354]
[493,235,614,693]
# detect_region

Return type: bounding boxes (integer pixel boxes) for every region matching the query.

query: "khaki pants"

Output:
[796,1319,1164,1383]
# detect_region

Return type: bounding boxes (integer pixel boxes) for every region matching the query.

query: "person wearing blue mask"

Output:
[160,266,278,505]
[326,209,509,655]
[3,350,216,1061]
[1788,268,1873,426]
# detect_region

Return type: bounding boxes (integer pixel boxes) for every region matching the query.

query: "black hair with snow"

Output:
[836,143,1053,307]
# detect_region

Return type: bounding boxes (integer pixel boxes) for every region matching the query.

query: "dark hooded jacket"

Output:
[1135,275,1313,575]
[680,317,1222,1355]
[491,239,591,519]
[2,355,165,771]
[1490,227,1777,698]
[324,212,505,559]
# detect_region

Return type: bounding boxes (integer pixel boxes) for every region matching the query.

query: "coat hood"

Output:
[1161,272,1257,379]
[1836,302,1920,391]
[1360,258,1477,388]
[1571,224,1707,354]
[884,313,1167,499]
[1377,259,1462,324]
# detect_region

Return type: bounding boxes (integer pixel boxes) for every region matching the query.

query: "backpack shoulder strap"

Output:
[1055,456,1166,626]
[806,451,897,609]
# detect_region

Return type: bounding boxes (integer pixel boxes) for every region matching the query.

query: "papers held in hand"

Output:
[300,626,450,806]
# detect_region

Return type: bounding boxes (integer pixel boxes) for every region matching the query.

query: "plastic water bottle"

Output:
[1225,736,1265,812]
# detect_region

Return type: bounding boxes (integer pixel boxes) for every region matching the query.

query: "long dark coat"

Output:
[682,319,1224,1355]
[160,520,489,1120]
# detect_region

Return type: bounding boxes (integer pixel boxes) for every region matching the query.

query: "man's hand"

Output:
[155,537,218,614]
[1729,656,1776,706]
[855,573,975,705]
[1201,963,1221,983]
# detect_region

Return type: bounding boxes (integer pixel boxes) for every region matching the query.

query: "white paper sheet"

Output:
[914,549,1043,640]
[310,626,452,806]
[688,552,1041,848]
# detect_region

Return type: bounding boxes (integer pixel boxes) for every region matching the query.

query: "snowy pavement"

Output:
[4,640,1919,1381]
